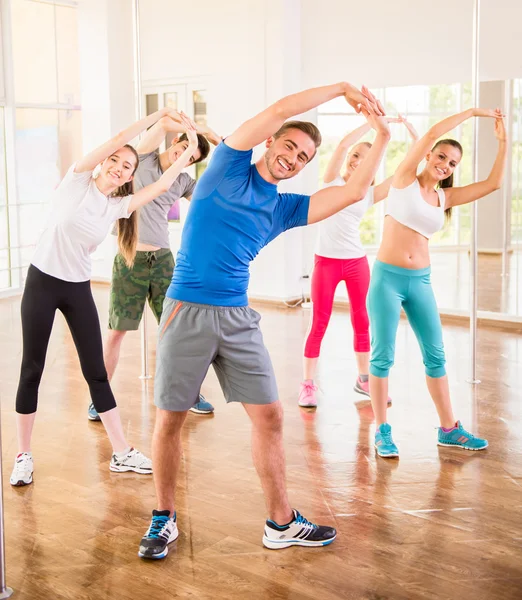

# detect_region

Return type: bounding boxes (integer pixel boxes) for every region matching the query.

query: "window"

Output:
[0,0,82,292]
[317,82,473,248]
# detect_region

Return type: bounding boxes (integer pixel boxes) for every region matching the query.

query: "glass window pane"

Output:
[146,94,158,116]
[12,0,58,104]
[193,90,207,126]
[58,110,83,178]
[0,206,8,251]
[428,83,458,113]
[0,248,10,291]
[0,108,6,206]
[15,109,60,206]
[384,87,410,114]
[359,205,379,246]
[55,5,81,105]
[13,108,83,263]
[164,93,178,109]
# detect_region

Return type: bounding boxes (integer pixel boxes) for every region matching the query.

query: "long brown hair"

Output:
[432,138,463,223]
[110,144,140,267]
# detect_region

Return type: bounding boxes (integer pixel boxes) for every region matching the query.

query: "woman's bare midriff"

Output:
[376,216,431,269]
[136,242,161,252]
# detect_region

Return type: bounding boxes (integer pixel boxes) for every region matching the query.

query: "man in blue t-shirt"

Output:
[139,82,390,560]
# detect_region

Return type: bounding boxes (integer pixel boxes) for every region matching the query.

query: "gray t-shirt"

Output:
[132,152,196,248]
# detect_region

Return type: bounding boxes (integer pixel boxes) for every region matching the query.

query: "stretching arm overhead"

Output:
[308,111,391,224]
[393,108,502,189]
[373,115,420,203]
[226,83,384,152]
[136,109,222,154]
[128,114,199,213]
[445,117,507,208]
[323,123,372,184]
[75,108,172,173]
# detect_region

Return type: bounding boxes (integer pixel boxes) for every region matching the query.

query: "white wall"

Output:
[301,0,522,88]
[301,0,474,89]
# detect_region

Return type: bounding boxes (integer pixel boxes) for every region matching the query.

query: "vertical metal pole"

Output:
[0,0,14,596]
[0,411,13,599]
[132,0,151,380]
[468,0,481,384]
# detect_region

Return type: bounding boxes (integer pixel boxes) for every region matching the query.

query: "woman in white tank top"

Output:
[368,107,507,458]
[298,116,418,408]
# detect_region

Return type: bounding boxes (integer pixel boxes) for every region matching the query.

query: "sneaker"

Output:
[138,510,178,559]
[110,448,152,474]
[10,452,34,486]
[375,423,399,458]
[87,402,101,421]
[189,393,214,414]
[437,421,488,451]
[298,381,318,407]
[263,509,336,550]
[354,377,392,406]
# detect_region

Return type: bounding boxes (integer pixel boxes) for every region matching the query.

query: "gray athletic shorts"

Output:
[154,298,279,411]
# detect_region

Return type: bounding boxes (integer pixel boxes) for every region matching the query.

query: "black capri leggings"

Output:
[16,265,117,415]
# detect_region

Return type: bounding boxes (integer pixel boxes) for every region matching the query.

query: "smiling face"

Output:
[99,146,139,189]
[263,128,317,181]
[425,142,462,183]
[344,142,372,176]
[167,137,202,168]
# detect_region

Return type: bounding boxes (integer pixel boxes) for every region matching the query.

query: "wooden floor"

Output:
[1,285,522,600]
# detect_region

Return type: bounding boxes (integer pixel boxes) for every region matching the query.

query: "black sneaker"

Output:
[138,510,178,559]
[262,509,336,549]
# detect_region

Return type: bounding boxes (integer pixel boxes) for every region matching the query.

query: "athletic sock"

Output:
[114,446,132,459]
[441,422,458,432]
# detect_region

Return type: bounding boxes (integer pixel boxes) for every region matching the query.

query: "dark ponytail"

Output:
[110,144,140,267]
[432,138,463,223]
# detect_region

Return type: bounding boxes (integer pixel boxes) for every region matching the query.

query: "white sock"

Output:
[114,446,132,459]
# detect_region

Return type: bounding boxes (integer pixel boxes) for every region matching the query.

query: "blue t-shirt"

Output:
[167,142,310,306]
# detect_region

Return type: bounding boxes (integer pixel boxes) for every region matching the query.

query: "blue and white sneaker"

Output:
[262,509,336,549]
[87,402,101,421]
[138,510,178,559]
[438,420,488,451]
[189,393,214,415]
[375,423,399,458]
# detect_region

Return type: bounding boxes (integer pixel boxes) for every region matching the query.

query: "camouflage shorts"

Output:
[108,249,175,331]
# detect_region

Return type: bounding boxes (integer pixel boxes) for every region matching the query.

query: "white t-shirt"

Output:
[315,176,374,259]
[32,164,133,282]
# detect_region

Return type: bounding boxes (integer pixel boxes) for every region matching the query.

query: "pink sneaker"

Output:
[298,381,318,407]
[354,377,392,405]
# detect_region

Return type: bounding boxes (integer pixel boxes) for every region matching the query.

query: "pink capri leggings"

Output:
[304,254,371,358]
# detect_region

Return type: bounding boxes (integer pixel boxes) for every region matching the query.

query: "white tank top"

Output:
[385,179,446,239]
[315,176,374,259]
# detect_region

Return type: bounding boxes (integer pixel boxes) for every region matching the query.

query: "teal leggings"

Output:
[368,260,446,379]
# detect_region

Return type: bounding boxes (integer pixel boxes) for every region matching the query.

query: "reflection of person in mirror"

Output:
[299,115,418,409]
[92,110,221,422]
[10,109,200,488]
[368,107,507,458]
[138,82,390,561]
